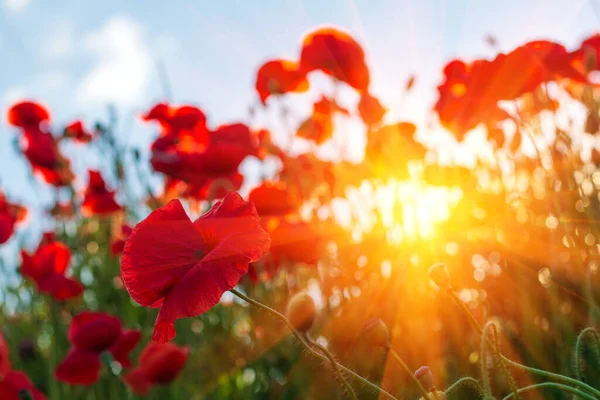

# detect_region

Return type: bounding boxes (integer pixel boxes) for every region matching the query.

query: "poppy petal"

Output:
[152,240,260,342]
[55,349,101,386]
[0,371,46,400]
[110,330,141,369]
[37,274,83,301]
[124,368,152,395]
[121,199,205,307]
[68,312,122,352]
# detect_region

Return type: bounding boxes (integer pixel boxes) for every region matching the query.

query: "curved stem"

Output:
[501,382,597,400]
[445,377,485,399]
[575,328,600,382]
[305,333,358,400]
[448,290,600,398]
[482,321,520,399]
[230,289,398,400]
[388,348,432,399]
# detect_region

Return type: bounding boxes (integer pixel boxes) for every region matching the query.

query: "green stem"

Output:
[445,377,485,399]
[305,333,358,400]
[388,348,431,399]
[230,289,398,400]
[448,290,600,398]
[482,321,520,399]
[575,328,600,382]
[501,382,597,400]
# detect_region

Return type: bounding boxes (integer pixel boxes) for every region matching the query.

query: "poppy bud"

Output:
[18,339,36,361]
[414,366,435,392]
[285,292,316,332]
[428,263,451,290]
[362,318,390,348]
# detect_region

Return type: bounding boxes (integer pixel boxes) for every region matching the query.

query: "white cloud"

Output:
[4,0,30,12]
[41,22,74,61]
[76,16,151,106]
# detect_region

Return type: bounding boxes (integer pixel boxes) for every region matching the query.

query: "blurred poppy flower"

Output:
[0,192,27,245]
[81,170,122,217]
[268,218,333,266]
[124,341,188,395]
[358,92,387,126]
[63,120,93,143]
[21,130,74,187]
[365,122,425,180]
[142,103,208,146]
[255,59,309,104]
[0,331,46,400]
[110,224,133,256]
[55,311,141,385]
[20,236,83,301]
[300,26,370,91]
[121,191,271,342]
[296,96,348,144]
[248,182,299,217]
[436,41,587,139]
[6,101,50,130]
[150,123,264,201]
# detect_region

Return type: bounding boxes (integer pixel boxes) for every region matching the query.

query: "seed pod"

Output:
[428,263,451,290]
[285,292,316,332]
[362,318,390,348]
[414,366,435,392]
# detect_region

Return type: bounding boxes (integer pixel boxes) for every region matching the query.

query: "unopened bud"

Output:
[428,263,451,289]
[362,318,390,348]
[285,292,316,332]
[414,366,435,392]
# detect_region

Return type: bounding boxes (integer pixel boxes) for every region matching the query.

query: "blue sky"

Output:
[0,0,598,214]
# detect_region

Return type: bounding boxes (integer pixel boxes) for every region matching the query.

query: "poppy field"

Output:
[4,12,600,400]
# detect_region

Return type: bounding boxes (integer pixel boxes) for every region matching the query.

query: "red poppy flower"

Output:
[21,129,74,187]
[150,123,263,201]
[56,311,141,386]
[300,26,370,92]
[248,182,299,216]
[0,371,47,400]
[64,120,93,143]
[142,103,208,146]
[268,218,333,266]
[0,192,27,245]
[20,238,83,301]
[110,224,133,256]
[6,101,50,130]
[121,191,271,342]
[358,93,387,126]
[296,96,348,144]
[255,59,309,104]
[81,170,122,217]
[124,342,188,395]
[0,332,46,400]
[110,330,142,369]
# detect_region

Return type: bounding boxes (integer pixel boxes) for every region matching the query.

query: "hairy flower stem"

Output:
[387,347,433,399]
[230,289,398,400]
[304,333,358,400]
[447,290,600,399]
[501,382,598,400]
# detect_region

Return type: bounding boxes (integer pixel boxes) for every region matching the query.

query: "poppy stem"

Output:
[387,347,431,399]
[447,289,600,399]
[304,333,358,400]
[230,288,398,400]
